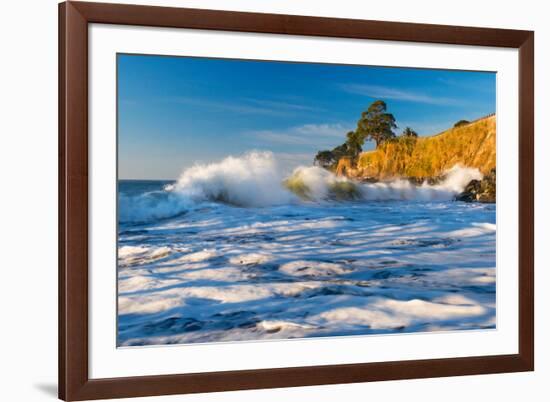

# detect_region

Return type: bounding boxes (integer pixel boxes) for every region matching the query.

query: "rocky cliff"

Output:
[336,115,496,181]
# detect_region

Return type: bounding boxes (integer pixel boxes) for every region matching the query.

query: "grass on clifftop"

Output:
[352,115,496,179]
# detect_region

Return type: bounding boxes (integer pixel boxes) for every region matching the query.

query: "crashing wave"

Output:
[119,151,483,223]
[173,151,294,207]
[284,166,361,201]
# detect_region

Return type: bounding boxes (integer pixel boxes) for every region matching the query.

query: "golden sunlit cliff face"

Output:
[336,115,496,180]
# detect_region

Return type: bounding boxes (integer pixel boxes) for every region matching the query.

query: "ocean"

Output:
[117,152,496,346]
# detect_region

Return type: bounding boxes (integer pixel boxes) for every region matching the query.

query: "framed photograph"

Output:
[59,1,534,400]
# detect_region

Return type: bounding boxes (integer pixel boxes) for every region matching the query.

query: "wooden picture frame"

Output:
[59,1,534,400]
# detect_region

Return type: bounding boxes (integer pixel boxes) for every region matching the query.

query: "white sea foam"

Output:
[447,222,497,238]
[118,275,181,293]
[168,249,219,264]
[118,246,171,267]
[314,297,486,330]
[176,267,253,282]
[117,152,496,346]
[279,260,350,277]
[358,165,482,201]
[228,253,273,265]
[119,282,322,315]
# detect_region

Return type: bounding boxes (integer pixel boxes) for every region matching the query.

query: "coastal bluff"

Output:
[336,114,496,181]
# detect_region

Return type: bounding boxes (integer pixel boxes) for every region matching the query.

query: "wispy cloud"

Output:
[274,152,313,170]
[243,98,322,112]
[248,123,351,146]
[163,96,319,116]
[437,77,495,93]
[340,84,459,105]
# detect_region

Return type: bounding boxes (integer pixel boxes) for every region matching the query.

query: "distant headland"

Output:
[314,101,496,202]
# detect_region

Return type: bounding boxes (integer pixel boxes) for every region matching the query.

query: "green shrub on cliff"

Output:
[454,119,470,128]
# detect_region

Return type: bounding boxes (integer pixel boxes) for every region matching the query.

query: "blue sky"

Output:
[118,54,496,179]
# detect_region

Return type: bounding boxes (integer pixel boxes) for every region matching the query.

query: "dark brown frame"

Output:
[59,1,534,400]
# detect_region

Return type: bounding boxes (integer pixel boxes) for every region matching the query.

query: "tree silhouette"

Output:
[314,150,336,168]
[356,100,397,147]
[402,127,418,138]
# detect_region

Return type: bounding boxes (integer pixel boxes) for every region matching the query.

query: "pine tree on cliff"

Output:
[402,127,418,138]
[356,100,397,147]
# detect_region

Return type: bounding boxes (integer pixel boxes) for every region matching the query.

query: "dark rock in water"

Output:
[456,168,496,203]
[407,175,444,186]
[407,177,424,186]
[358,177,379,184]
[456,180,481,202]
